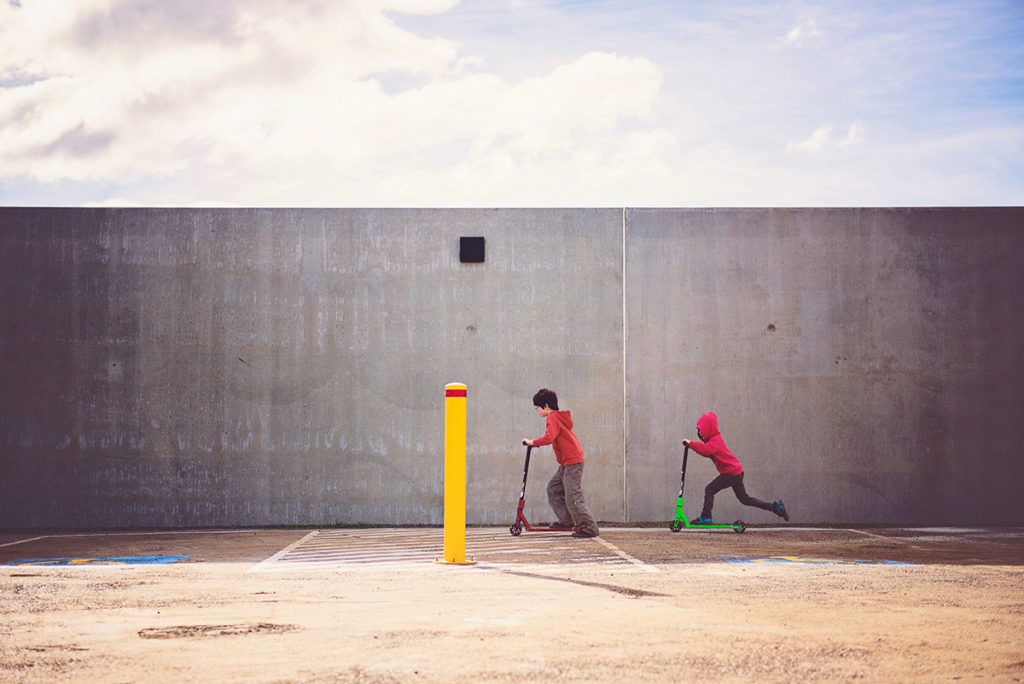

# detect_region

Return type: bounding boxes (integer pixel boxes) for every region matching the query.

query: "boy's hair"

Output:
[533,388,559,410]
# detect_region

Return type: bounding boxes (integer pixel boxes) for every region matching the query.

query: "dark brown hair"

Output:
[533,388,558,410]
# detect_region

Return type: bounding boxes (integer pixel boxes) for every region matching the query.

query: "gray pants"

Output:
[547,462,599,536]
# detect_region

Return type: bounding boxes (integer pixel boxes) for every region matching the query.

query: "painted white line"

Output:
[1,529,269,546]
[592,537,660,573]
[0,536,47,549]
[247,528,644,572]
[248,530,319,573]
[847,529,897,541]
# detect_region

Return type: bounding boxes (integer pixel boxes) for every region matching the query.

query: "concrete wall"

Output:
[625,208,1024,525]
[0,208,624,528]
[1,207,1021,528]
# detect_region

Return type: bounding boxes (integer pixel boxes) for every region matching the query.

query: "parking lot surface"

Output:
[2,526,1022,682]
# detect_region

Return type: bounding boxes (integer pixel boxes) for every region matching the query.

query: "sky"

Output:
[1,0,1022,207]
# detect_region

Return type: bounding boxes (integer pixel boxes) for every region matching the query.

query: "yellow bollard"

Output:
[439,382,476,565]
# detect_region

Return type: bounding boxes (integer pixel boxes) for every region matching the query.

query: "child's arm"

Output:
[682,438,714,457]
[526,416,560,447]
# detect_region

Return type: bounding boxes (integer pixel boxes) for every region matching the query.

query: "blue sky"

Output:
[0,0,1021,207]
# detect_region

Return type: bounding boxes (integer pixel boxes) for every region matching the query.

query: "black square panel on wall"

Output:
[460,236,485,263]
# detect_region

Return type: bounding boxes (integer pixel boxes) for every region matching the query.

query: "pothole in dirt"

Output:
[138,623,298,639]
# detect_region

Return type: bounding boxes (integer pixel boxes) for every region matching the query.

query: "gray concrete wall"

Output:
[0,208,624,528]
[625,208,1024,525]
[1,207,1021,528]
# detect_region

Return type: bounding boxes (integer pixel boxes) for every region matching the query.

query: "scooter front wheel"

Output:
[510,523,523,536]
[669,521,682,533]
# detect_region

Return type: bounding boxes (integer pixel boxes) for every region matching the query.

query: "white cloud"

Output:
[784,18,822,46]
[790,125,834,154]
[0,1,1021,207]
[838,121,863,148]
[0,0,670,205]
[0,1,464,176]
[787,122,863,155]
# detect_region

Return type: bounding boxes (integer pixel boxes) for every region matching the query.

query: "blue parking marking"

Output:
[3,555,190,566]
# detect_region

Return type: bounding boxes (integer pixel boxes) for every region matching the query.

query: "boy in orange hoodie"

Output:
[522,388,600,538]
[683,411,789,525]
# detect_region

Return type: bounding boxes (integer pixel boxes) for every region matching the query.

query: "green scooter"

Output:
[670,444,746,533]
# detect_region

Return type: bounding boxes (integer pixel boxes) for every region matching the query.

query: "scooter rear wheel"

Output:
[733,520,746,533]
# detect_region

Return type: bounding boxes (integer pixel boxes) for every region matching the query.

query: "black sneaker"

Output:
[774,500,790,521]
[571,530,598,538]
[690,516,712,525]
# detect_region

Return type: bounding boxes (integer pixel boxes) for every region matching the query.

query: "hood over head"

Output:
[696,412,719,442]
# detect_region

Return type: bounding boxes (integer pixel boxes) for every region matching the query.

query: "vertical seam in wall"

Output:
[622,207,628,523]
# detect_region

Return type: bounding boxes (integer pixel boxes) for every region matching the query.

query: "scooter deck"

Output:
[510,500,575,535]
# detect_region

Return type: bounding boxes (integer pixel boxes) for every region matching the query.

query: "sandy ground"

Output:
[1,526,1023,683]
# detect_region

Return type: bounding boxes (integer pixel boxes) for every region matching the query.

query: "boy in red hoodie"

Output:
[682,412,789,525]
[522,388,600,538]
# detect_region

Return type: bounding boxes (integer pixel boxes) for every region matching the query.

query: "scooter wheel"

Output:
[669,522,682,533]
[510,524,523,536]
[733,521,746,533]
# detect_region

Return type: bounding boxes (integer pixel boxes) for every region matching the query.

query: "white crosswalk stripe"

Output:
[249,528,646,572]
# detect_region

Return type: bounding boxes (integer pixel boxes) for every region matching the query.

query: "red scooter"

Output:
[509,443,576,536]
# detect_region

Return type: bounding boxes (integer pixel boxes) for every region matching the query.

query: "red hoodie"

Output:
[688,412,743,476]
[532,410,585,466]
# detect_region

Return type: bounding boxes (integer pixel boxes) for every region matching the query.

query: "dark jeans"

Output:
[701,472,774,518]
